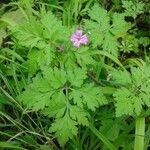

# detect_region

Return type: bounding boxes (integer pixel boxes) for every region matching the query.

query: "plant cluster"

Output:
[0,0,150,150]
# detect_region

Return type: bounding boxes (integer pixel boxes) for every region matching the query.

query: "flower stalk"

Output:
[134,117,145,150]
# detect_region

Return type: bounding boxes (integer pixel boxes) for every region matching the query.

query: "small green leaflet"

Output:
[49,113,78,146]
[111,69,131,85]
[43,91,67,118]
[111,64,150,117]
[122,0,144,19]
[114,87,143,117]
[9,11,68,76]
[74,47,95,67]
[10,11,68,48]
[67,67,87,87]
[60,47,95,69]
[18,75,53,111]
[18,67,106,145]
[27,49,47,76]
[40,11,69,42]
[10,20,43,48]
[43,67,67,89]
[119,35,139,53]
[85,4,131,56]
[69,105,89,126]
[139,37,150,47]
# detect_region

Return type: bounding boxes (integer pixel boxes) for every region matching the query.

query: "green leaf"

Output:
[131,67,143,86]
[41,11,68,42]
[0,28,6,47]
[85,4,131,56]
[111,13,131,38]
[43,91,67,118]
[122,0,144,18]
[88,4,110,30]
[63,50,77,69]
[89,124,117,150]
[113,64,150,117]
[0,141,27,150]
[80,84,107,111]
[30,75,51,92]
[10,20,43,48]
[0,92,12,105]
[85,4,110,49]
[114,87,135,117]
[19,89,52,111]
[1,48,24,62]
[94,50,124,69]
[102,32,118,56]
[69,105,89,126]
[133,97,143,115]
[119,35,139,53]
[49,113,78,146]
[67,67,87,87]
[40,145,53,150]
[74,47,95,66]
[100,119,121,141]
[139,37,150,47]
[27,49,47,76]
[84,20,104,47]
[18,67,107,145]
[1,9,26,26]
[70,89,84,108]
[8,10,68,53]
[111,69,132,85]
[43,67,67,89]
[18,75,52,111]
[140,87,150,107]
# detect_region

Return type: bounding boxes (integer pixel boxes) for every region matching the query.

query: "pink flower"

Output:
[70,30,88,48]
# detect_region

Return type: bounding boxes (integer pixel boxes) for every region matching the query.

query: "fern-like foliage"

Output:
[9,11,70,76]
[8,10,96,75]
[111,64,150,117]
[119,35,139,53]
[18,67,107,145]
[85,4,131,56]
[10,11,68,48]
[57,46,96,69]
[122,0,144,19]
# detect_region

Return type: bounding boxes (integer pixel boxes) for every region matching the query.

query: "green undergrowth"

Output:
[0,0,150,150]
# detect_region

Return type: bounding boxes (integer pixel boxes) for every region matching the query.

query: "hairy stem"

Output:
[134,117,145,150]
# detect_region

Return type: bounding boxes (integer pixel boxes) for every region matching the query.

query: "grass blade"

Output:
[89,123,117,150]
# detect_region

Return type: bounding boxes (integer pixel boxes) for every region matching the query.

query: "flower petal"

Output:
[70,34,78,42]
[80,35,88,45]
[73,41,80,48]
[75,30,83,37]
